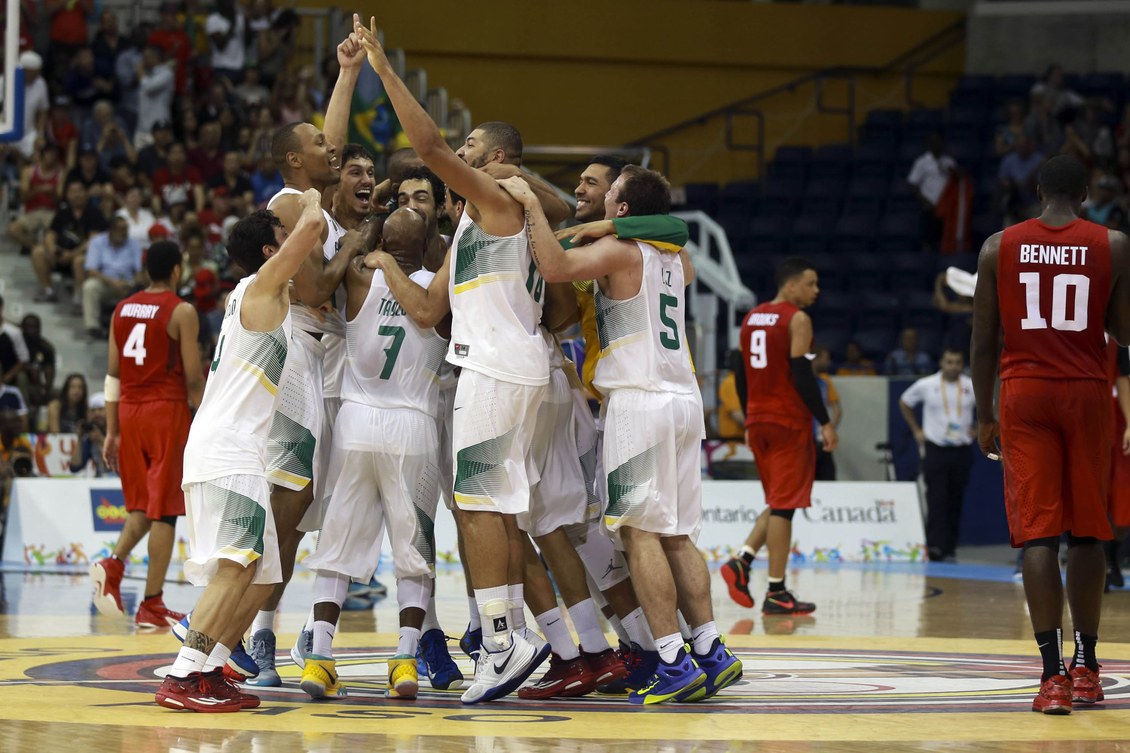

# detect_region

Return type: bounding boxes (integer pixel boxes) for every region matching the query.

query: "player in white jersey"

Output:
[155,192,326,714]
[242,30,370,686]
[356,15,575,704]
[499,165,741,706]
[296,209,447,701]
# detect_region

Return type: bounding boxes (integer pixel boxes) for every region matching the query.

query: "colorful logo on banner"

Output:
[90,489,128,531]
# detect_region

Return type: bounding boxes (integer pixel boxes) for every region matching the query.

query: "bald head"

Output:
[383,208,427,270]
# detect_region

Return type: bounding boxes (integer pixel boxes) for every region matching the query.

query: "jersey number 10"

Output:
[1019,272,1090,332]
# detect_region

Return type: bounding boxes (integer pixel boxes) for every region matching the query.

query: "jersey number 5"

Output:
[1019,272,1090,332]
[659,294,680,351]
[123,323,147,366]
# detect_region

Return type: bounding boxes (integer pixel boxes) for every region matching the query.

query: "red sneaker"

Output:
[1069,665,1104,704]
[155,671,242,713]
[136,597,185,629]
[721,558,755,609]
[762,589,816,615]
[89,557,125,616]
[206,669,261,709]
[1032,674,1072,714]
[518,652,598,699]
[584,647,630,687]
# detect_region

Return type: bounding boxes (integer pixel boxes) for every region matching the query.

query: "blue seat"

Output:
[718,180,760,213]
[811,145,853,182]
[815,327,853,360]
[889,253,935,292]
[855,143,896,165]
[876,213,922,254]
[857,291,901,329]
[844,195,886,218]
[898,141,925,164]
[716,211,751,249]
[996,74,1036,103]
[684,182,719,214]
[846,252,889,292]
[908,108,946,127]
[768,160,808,183]
[811,289,856,327]
[758,194,800,221]
[888,193,922,216]
[1080,72,1125,98]
[807,252,851,292]
[801,196,841,220]
[747,216,792,256]
[853,328,897,361]
[861,109,904,145]
[774,145,814,164]
[948,104,991,127]
[847,175,889,198]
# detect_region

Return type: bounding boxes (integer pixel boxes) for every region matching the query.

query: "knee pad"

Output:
[570,519,630,591]
[770,508,796,521]
[1067,534,1100,548]
[1023,536,1060,552]
[395,575,431,613]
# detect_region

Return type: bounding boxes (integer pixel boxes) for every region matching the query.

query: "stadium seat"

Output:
[846,252,889,292]
[889,253,935,292]
[876,213,921,254]
[811,145,853,183]
[774,145,814,164]
[901,290,944,331]
[792,216,835,257]
[857,291,901,329]
[853,328,897,361]
[908,108,946,127]
[815,326,852,360]
[718,180,760,213]
[748,216,792,256]
[807,252,851,293]
[833,215,879,255]
[684,182,720,214]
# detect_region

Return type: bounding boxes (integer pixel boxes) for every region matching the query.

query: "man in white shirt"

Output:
[206,0,246,84]
[907,131,957,253]
[898,346,976,563]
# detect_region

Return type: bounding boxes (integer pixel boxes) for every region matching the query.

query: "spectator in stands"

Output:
[207,0,247,85]
[271,75,312,125]
[1025,91,1066,157]
[2,51,49,166]
[82,101,136,171]
[114,25,150,134]
[31,180,107,304]
[907,131,956,253]
[812,345,842,481]
[66,146,112,208]
[178,225,218,293]
[136,120,174,185]
[933,272,974,358]
[1031,64,1084,119]
[0,295,29,388]
[48,373,87,433]
[46,97,79,169]
[188,121,226,183]
[82,215,144,339]
[998,133,1044,224]
[177,107,201,151]
[19,314,55,423]
[192,268,222,344]
[836,341,877,376]
[148,2,192,96]
[62,47,118,120]
[106,157,139,213]
[247,105,277,164]
[69,391,110,477]
[235,67,271,111]
[45,0,94,74]
[250,151,284,207]
[0,407,34,507]
[1084,173,1128,232]
[115,186,157,248]
[1065,102,1116,169]
[152,142,205,213]
[8,143,64,253]
[134,46,175,150]
[92,10,126,75]
[994,100,1028,157]
[898,346,976,563]
[257,8,301,90]
[716,349,746,442]
[208,152,254,215]
[885,327,933,376]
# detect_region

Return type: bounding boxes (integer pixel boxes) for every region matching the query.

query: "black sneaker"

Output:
[721,558,755,608]
[762,589,816,615]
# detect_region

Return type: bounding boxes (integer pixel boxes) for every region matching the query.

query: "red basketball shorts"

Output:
[748,421,816,510]
[118,400,191,520]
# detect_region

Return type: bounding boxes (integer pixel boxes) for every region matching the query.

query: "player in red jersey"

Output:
[972,155,1130,715]
[89,241,205,628]
[721,258,838,615]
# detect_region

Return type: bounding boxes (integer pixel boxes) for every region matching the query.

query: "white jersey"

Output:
[342,268,448,417]
[447,211,548,386]
[593,242,697,395]
[183,276,292,483]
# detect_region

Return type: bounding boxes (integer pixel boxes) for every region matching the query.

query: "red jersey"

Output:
[998,218,1111,382]
[112,290,188,405]
[740,300,811,430]
[25,163,60,213]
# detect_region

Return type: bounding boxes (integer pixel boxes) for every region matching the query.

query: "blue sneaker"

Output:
[368,576,388,597]
[245,628,281,687]
[291,627,313,670]
[172,609,259,680]
[628,648,706,705]
[459,625,482,661]
[171,611,191,643]
[685,638,742,701]
[417,628,465,690]
[616,642,659,693]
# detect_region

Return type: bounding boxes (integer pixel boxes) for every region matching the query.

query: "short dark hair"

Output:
[399,165,446,210]
[1038,154,1088,200]
[616,165,671,216]
[271,122,304,169]
[227,210,283,275]
[341,143,374,167]
[449,187,465,207]
[775,257,815,289]
[146,240,182,281]
[477,121,523,164]
[587,155,629,182]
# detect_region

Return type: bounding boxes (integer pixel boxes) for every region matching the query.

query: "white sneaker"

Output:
[291,627,313,669]
[459,632,542,704]
[518,626,553,671]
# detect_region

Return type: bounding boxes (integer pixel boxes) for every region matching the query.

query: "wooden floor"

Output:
[2,552,1129,752]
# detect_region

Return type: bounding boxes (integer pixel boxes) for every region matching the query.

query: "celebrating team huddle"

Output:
[88,15,741,712]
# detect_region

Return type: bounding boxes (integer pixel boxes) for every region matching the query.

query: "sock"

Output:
[740,545,756,566]
[607,615,631,647]
[467,596,482,631]
[622,607,657,651]
[1072,629,1098,672]
[169,646,208,678]
[476,585,511,652]
[508,583,526,631]
[535,608,579,660]
[656,633,684,664]
[203,643,232,672]
[767,576,786,594]
[312,620,336,660]
[421,594,440,634]
[691,621,720,655]
[569,598,611,654]
[397,626,422,657]
[677,610,693,642]
[1035,628,1065,680]
[251,610,275,636]
[143,590,163,602]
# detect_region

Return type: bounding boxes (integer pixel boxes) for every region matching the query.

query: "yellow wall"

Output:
[318,1,965,185]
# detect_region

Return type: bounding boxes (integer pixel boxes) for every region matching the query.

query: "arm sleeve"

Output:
[1118,347,1130,377]
[790,356,830,425]
[611,215,690,253]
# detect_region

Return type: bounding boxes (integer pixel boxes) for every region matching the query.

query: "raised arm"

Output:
[321,32,366,211]
[970,233,1002,458]
[366,247,451,328]
[245,188,327,329]
[354,15,516,224]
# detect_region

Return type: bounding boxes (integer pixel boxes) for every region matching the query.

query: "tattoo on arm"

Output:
[525,209,544,270]
[185,629,217,656]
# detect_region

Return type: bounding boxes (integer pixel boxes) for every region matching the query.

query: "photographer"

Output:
[69,392,112,477]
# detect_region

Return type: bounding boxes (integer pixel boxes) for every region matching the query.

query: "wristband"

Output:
[104,374,121,402]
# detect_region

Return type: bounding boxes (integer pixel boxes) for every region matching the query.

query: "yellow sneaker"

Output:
[387,654,419,699]
[300,657,346,699]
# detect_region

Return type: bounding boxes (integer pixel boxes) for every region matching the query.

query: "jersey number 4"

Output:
[123,323,148,366]
[1019,272,1090,331]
